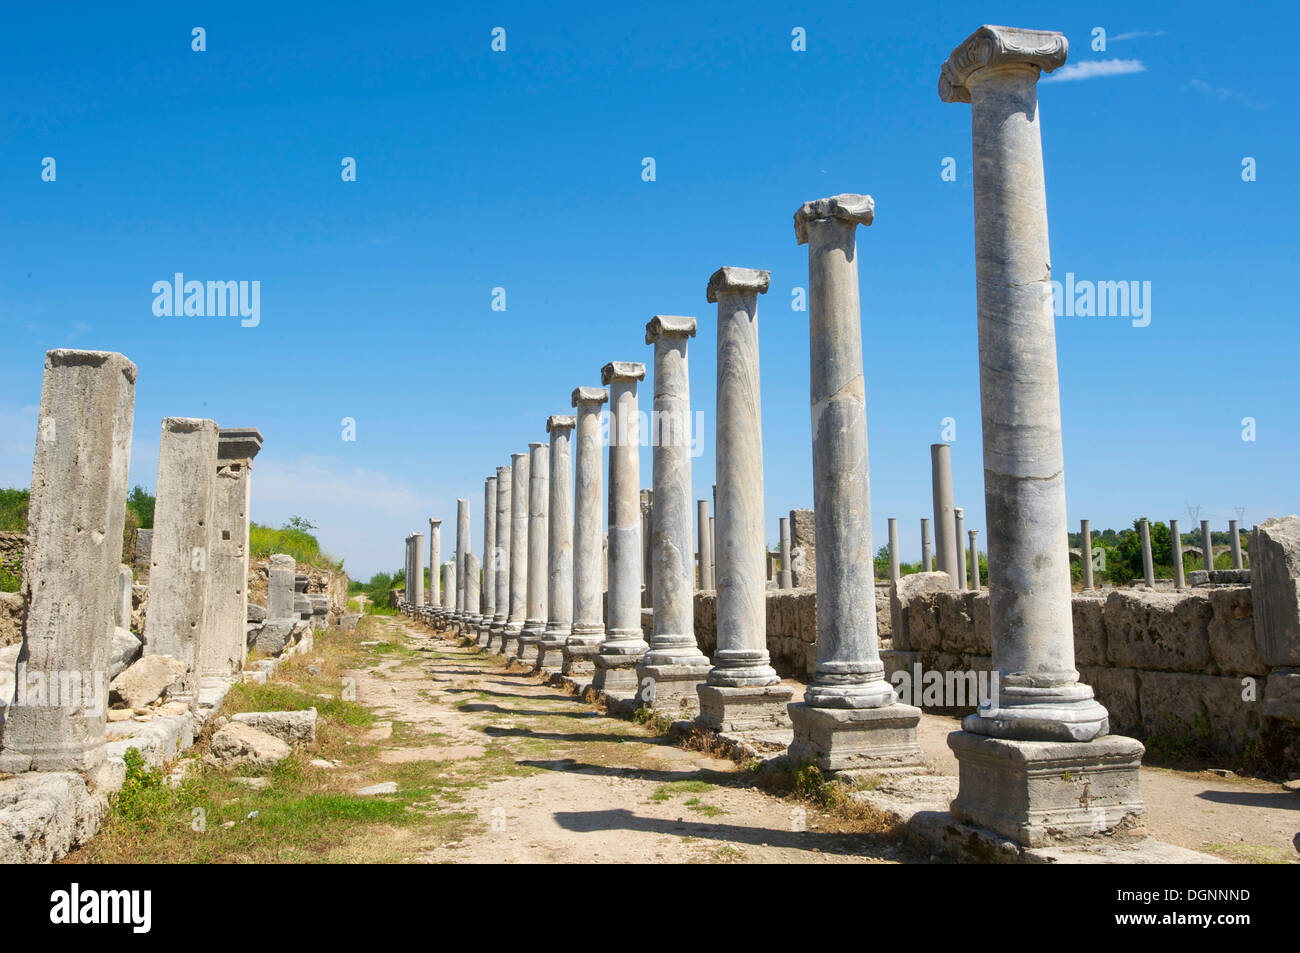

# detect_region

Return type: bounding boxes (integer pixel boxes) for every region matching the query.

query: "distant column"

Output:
[1170,518,1185,590]
[517,442,549,662]
[888,517,900,583]
[565,387,608,675]
[429,517,442,610]
[921,518,932,572]
[697,500,714,589]
[454,498,470,622]
[969,530,981,591]
[490,465,512,645]
[1079,519,1093,590]
[931,443,958,585]
[502,453,530,655]
[1139,518,1154,588]
[537,415,576,670]
[1229,519,1243,569]
[954,507,968,590]
[410,532,424,609]
[478,479,494,640]
[1200,519,1213,572]
[779,516,793,589]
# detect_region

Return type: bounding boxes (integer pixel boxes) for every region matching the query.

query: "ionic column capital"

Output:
[645,314,697,344]
[794,194,874,244]
[938,24,1067,102]
[601,361,646,385]
[546,414,576,433]
[706,266,770,302]
[571,386,608,407]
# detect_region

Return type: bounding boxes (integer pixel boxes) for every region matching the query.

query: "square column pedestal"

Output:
[947,731,1146,847]
[562,641,599,677]
[636,661,712,716]
[591,654,640,700]
[696,684,793,735]
[787,702,925,773]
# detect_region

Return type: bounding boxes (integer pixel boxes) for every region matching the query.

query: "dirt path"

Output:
[355,617,921,864]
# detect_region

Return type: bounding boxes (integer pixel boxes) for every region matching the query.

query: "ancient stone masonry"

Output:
[516,442,549,663]
[489,464,511,647]
[788,508,816,588]
[429,517,442,609]
[565,387,608,675]
[536,416,575,671]
[502,453,529,656]
[201,428,262,678]
[930,443,957,587]
[479,480,494,638]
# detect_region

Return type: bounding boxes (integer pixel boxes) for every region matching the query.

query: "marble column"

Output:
[697,500,714,589]
[464,552,480,632]
[516,441,549,662]
[453,498,469,626]
[429,518,442,612]
[442,559,456,615]
[888,517,900,583]
[537,415,575,670]
[637,316,711,712]
[502,453,529,656]
[202,428,262,677]
[787,194,921,770]
[1200,519,1213,572]
[969,530,981,591]
[0,350,135,776]
[941,24,1142,846]
[1080,518,1094,590]
[954,507,968,590]
[565,387,608,675]
[709,516,716,584]
[778,516,793,589]
[592,361,647,698]
[1139,519,1155,588]
[921,518,932,572]
[1229,519,1243,569]
[698,266,791,732]
[1171,518,1185,590]
[489,465,512,647]
[410,532,424,609]
[479,479,495,643]
[931,442,958,586]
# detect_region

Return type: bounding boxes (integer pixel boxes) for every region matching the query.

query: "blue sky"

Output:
[1,1,1295,579]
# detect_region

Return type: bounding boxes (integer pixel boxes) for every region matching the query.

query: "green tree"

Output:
[126,485,155,529]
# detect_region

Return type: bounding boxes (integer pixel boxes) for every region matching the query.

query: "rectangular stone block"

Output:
[201,455,252,676]
[1077,665,1139,737]
[787,701,924,772]
[267,554,295,619]
[1251,516,1300,666]
[1136,670,1257,752]
[1071,591,1107,666]
[636,661,710,715]
[696,683,793,734]
[1205,586,1264,676]
[1103,589,1211,673]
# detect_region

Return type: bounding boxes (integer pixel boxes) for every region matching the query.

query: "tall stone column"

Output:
[429,518,442,611]
[641,489,653,596]
[490,465,512,646]
[954,507,968,590]
[697,500,714,589]
[638,316,711,711]
[442,560,456,614]
[709,516,716,586]
[1200,519,1213,572]
[565,388,608,675]
[787,194,922,770]
[969,530,981,590]
[537,416,576,670]
[1171,518,1185,589]
[410,532,424,608]
[479,479,495,643]
[941,24,1143,845]
[453,498,470,625]
[464,552,481,632]
[516,442,550,662]
[921,518,932,572]
[145,417,219,706]
[501,453,529,656]
[202,428,262,677]
[1139,518,1155,588]
[697,267,791,732]
[1229,519,1243,569]
[931,443,958,585]
[593,362,647,698]
[0,350,135,776]
[888,517,900,583]
[1080,518,1094,590]
[778,516,793,589]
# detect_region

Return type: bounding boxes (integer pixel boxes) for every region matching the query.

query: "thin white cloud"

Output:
[1188,79,1268,110]
[1111,30,1165,41]
[1043,59,1146,83]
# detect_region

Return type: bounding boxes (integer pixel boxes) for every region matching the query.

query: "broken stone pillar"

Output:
[454,498,469,622]
[202,427,262,677]
[697,267,791,732]
[410,532,424,608]
[789,507,816,588]
[954,507,968,590]
[888,517,900,583]
[1229,519,1243,569]
[116,565,134,630]
[697,500,714,590]
[787,194,922,771]
[940,24,1143,846]
[1080,518,1094,590]
[921,518,932,572]
[1170,518,1185,590]
[1139,518,1154,588]
[537,415,576,670]
[502,453,529,655]
[479,481,494,640]
[442,559,456,614]
[969,529,981,591]
[779,516,793,589]
[268,553,296,619]
[565,387,608,675]
[637,316,711,712]
[517,442,549,662]
[931,443,958,586]
[145,417,219,705]
[429,517,442,609]
[593,361,647,697]
[0,350,135,775]
[1201,519,1214,572]
[490,464,512,645]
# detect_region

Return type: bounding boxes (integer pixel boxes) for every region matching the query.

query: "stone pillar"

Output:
[709,516,716,586]
[0,350,135,776]
[145,417,219,705]
[268,553,296,619]
[697,266,791,732]
[592,361,647,698]
[640,488,654,607]
[490,465,512,645]
[1229,519,1243,569]
[443,559,456,614]
[463,552,480,631]
[116,565,134,630]
[969,530,981,591]
[1201,519,1213,572]
[453,498,469,623]
[921,518,932,572]
[410,532,424,608]
[1139,519,1155,588]
[537,415,576,670]
[479,480,495,641]
[565,388,608,675]
[787,194,921,771]
[698,501,714,589]
[888,518,900,583]
[202,428,262,677]
[941,24,1142,846]
[429,518,442,611]
[788,508,816,587]
[1080,519,1094,590]
[954,507,968,590]
[931,442,958,585]
[502,453,529,655]
[779,516,793,589]
[1171,518,1185,590]
[638,316,711,712]
[516,442,549,662]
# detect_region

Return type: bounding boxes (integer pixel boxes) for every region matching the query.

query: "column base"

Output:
[696,683,793,734]
[636,661,712,715]
[515,626,544,663]
[534,638,567,671]
[591,652,643,699]
[499,626,522,656]
[562,642,600,676]
[947,731,1147,848]
[963,682,1110,742]
[787,701,924,773]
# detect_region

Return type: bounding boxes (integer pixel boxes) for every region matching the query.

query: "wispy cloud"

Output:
[1111,30,1166,41]
[1043,59,1146,83]
[1188,78,1269,111]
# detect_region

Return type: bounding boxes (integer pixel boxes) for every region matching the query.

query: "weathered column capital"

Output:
[645,314,697,343]
[938,25,1067,102]
[794,194,874,244]
[429,517,442,527]
[601,361,646,385]
[706,266,770,302]
[571,386,608,407]
[547,414,576,433]
[217,427,263,465]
